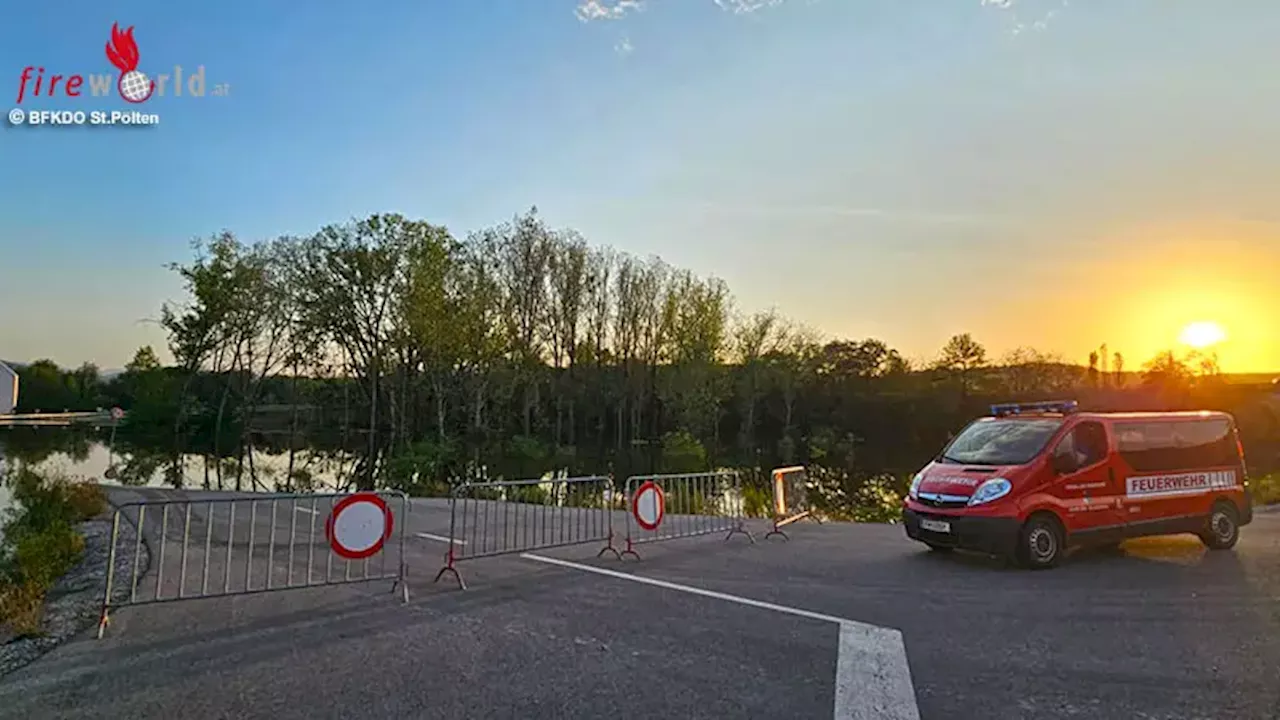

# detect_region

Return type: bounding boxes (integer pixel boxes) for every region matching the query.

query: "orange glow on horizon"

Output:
[989,219,1280,374]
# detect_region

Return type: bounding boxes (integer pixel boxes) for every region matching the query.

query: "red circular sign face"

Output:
[325,493,394,560]
[632,481,665,531]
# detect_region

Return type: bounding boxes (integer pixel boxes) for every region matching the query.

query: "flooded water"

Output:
[0,429,357,521]
[0,428,859,525]
[0,428,616,514]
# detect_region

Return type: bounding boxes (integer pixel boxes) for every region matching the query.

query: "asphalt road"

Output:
[1,487,1277,720]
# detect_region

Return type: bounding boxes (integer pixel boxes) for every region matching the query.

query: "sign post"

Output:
[105,407,125,477]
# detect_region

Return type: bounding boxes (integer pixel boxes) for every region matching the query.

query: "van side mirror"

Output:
[1052,451,1078,475]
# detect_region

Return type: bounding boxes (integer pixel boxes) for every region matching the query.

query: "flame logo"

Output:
[105,23,141,73]
[105,23,154,103]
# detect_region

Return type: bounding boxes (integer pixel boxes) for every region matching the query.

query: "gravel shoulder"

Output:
[0,512,149,677]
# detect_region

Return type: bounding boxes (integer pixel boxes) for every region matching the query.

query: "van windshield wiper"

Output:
[940,454,1000,466]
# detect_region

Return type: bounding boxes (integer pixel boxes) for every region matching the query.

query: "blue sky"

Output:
[3,1,1279,372]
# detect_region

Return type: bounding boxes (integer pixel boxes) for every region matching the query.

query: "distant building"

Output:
[0,361,17,414]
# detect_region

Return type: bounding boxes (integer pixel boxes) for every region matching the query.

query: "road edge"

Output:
[0,496,150,678]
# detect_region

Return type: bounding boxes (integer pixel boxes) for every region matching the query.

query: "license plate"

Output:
[920,519,951,533]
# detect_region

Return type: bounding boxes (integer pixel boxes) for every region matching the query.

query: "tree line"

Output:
[8,209,1278,507]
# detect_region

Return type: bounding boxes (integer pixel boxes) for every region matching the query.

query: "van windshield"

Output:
[938,418,1064,466]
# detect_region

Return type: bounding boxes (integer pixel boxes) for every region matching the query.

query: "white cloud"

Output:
[576,0,793,23]
[713,0,787,14]
[982,0,1071,35]
[615,34,635,56]
[576,0,645,22]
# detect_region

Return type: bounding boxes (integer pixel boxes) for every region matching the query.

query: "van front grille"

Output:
[917,492,969,509]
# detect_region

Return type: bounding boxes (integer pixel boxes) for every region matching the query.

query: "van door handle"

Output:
[1108,468,1116,484]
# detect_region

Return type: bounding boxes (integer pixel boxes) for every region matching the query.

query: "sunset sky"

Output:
[2,1,1277,373]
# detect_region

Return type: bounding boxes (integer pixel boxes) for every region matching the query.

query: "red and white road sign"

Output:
[632,481,665,531]
[325,493,394,560]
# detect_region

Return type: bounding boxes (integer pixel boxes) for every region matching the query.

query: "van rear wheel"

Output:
[1200,502,1240,550]
[1017,514,1065,569]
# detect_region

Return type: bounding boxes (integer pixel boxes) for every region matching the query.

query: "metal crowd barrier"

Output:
[97,490,411,638]
[433,476,623,589]
[619,471,754,559]
[765,465,821,540]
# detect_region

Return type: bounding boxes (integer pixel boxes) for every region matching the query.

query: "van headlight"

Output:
[908,471,925,500]
[967,478,1012,506]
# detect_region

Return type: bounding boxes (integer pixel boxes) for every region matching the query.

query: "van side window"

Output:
[1115,418,1235,472]
[1074,422,1108,467]
[1053,421,1107,469]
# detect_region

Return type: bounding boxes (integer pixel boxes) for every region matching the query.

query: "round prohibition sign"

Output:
[325,493,395,560]
[632,481,665,531]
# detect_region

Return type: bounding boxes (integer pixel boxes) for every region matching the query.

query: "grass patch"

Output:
[0,467,107,637]
[741,483,773,519]
[1251,472,1280,506]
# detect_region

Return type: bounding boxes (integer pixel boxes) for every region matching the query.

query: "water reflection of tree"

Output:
[0,427,96,468]
[112,447,169,487]
[99,424,367,492]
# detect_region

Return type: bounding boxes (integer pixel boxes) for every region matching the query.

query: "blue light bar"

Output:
[990,400,1079,417]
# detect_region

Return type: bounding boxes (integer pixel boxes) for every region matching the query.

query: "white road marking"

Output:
[835,622,920,720]
[520,553,920,720]
[522,553,846,622]
[416,532,467,545]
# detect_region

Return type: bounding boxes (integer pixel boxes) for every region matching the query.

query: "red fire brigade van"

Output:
[902,400,1254,569]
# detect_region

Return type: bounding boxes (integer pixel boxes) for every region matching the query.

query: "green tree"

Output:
[658,430,707,474]
[1000,347,1073,397]
[934,333,988,397]
[732,309,784,461]
[70,363,101,405]
[13,360,76,412]
[126,346,161,373]
[1142,350,1192,387]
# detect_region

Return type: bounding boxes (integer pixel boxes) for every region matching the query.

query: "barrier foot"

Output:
[597,544,622,560]
[764,529,789,541]
[725,524,755,544]
[620,536,640,560]
[433,565,466,591]
[96,608,110,640]
[392,566,411,603]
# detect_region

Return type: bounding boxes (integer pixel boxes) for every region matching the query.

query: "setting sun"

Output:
[1178,321,1228,349]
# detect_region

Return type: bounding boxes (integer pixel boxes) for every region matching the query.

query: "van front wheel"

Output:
[1017,514,1065,569]
[1200,502,1240,550]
